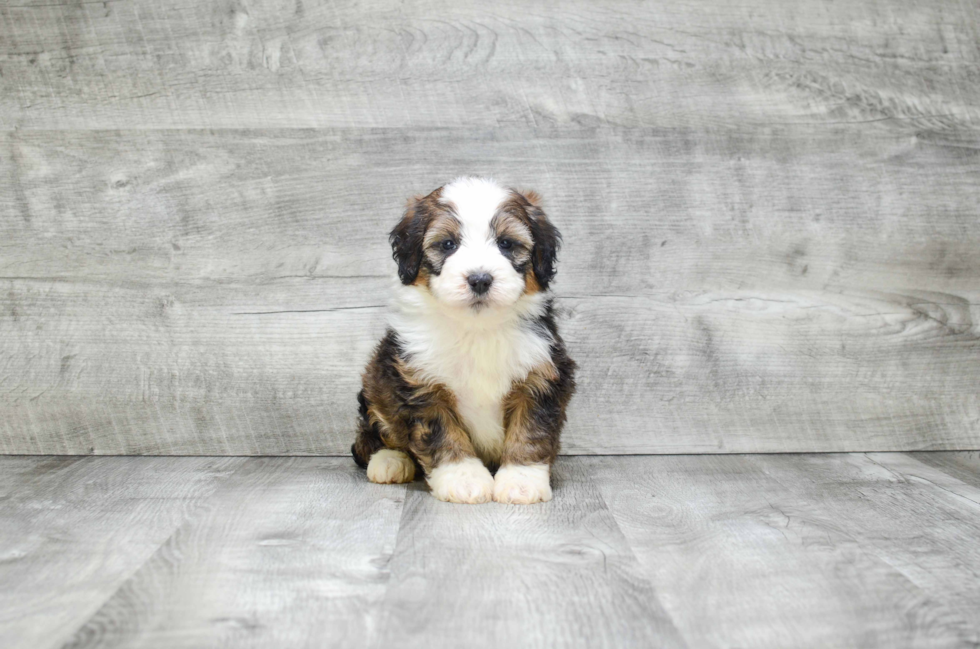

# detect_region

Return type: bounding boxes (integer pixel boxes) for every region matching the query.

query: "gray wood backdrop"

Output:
[1,0,978,455]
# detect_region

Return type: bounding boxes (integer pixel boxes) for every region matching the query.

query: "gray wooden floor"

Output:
[2,453,979,648]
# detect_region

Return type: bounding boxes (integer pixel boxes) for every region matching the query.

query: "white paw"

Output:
[493,464,552,504]
[366,449,416,484]
[427,458,494,504]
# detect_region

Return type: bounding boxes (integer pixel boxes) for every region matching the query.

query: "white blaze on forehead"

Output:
[424,176,527,312]
[439,177,510,238]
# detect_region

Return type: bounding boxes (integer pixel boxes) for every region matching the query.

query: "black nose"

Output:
[467,272,493,296]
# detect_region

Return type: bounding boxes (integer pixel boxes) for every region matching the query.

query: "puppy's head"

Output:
[390,177,561,311]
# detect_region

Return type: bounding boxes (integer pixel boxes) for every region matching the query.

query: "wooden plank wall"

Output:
[1,0,978,455]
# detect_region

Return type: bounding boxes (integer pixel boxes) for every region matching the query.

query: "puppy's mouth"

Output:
[468,296,491,311]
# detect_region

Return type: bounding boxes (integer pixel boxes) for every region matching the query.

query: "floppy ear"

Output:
[389,195,429,285]
[518,190,562,290]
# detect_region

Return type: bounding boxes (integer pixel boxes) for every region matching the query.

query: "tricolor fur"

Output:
[351,177,576,504]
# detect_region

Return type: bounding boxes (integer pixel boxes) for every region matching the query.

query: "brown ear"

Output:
[520,189,543,207]
[389,196,427,285]
[389,190,444,285]
[513,189,561,290]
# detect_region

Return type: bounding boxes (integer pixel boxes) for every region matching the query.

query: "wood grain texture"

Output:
[0,456,245,649]
[3,454,980,648]
[753,453,980,641]
[58,458,406,649]
[1,0,979,131]
[2,126,978,454]
[585,453,980,648]
[910,451,980,490]
[374,459,685,648]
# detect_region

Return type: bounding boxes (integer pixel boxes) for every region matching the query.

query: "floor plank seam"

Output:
[52,457,252,648]
[888,454,980,510]
[585,472,691,649]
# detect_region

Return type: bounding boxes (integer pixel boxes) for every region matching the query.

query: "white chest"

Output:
[395,316,552,463]
[434,332,529,462]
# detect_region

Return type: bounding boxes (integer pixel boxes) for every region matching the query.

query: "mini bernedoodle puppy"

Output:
[351,177,576,504]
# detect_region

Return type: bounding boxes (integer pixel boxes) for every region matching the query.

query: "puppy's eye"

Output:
[497,238,514,250]
[440,239,457,252]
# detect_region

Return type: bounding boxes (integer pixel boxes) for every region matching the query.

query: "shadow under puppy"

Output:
[351,177,576,504]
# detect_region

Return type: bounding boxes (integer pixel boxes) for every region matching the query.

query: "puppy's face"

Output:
[390,177,561,311]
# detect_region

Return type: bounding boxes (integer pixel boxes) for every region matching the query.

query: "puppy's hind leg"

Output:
[366,449,416,484]
[351,390,384,467]
[352,390,416,484]
[352,419,416,485]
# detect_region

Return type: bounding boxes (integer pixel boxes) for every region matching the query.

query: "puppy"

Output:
[351,177,576,504]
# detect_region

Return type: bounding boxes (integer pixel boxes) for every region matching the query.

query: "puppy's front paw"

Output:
[427,458,494,504]
[366,449,416,484]
[493,464,552,504]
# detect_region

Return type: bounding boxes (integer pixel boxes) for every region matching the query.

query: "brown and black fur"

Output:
[352,305,575,476]
[351,329,479,476]
[499,301,576,467]
[351,184,576,478]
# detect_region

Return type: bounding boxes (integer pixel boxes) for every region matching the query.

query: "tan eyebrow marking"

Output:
[423,212,462,248]
[489,211,533,246]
